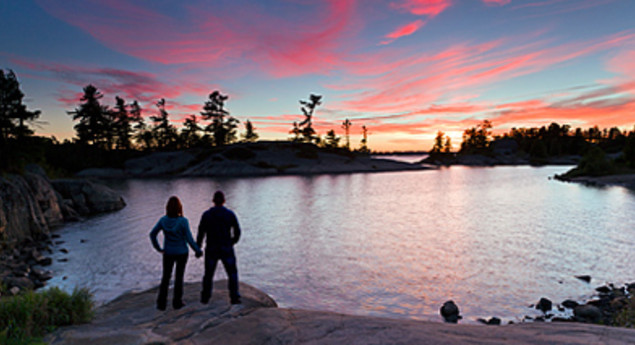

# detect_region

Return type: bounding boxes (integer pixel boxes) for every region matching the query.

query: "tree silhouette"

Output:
[431,131,445,153]
[460,120,492,154]
[180,114,202,148]
[359,125,369,153]
[0,69,40,144]
[290,121,301,142]
[150,98,177,149]
[68,84,110,147]
[201,90,239,146]
[443,136,452,153]
[342,118,352,150]
[112,96,133,150]
[298,93,322,143]
[322,129,340,149]
[242,119,259,142]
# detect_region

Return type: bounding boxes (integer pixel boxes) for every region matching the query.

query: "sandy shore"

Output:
[46,281,635,345]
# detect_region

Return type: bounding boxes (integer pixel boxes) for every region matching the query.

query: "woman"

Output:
[150,196,202,310]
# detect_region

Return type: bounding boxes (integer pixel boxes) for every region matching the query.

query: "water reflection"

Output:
[47,166,635,322]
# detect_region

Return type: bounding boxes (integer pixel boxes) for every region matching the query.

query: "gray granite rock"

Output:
[47,281,635,345]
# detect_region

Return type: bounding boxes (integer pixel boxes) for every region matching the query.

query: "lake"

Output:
[46,165,635,323]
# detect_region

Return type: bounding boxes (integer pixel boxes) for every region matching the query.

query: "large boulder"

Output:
[52,179,126,215]
[0,175,49,243]
[22,170,64,228]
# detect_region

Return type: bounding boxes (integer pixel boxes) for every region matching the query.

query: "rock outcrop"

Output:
[77,141,430,178]
[52,179,125,216]
[47,281,635,345]
[0,166,125,245]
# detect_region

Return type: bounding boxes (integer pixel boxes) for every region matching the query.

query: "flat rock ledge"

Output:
[47,281,635,345]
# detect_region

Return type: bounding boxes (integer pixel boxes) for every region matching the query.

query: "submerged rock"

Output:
[575,275,592,283]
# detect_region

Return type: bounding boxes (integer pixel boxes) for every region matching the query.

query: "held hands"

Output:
[195,250,203,258]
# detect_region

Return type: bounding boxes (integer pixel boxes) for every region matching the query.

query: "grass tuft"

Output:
[0,287,93,344]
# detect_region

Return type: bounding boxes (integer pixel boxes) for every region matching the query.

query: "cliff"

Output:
[47,281,635,345]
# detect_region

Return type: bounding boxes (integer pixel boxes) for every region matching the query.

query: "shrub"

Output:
[0,287,93,344]
[615,296,635,328]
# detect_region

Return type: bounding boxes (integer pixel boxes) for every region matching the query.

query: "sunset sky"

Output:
[1,0,634,151]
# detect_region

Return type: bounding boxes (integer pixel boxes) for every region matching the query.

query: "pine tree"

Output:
[180,114,202,148]
[150,98,177,149]
[342,118,352,150]
[242,119,259,142]
[297,93,322,143]
[201,90,239,146]
[0,69,40,143]
[68,84,110,147]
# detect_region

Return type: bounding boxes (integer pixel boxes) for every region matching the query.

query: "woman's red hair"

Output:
[166,196,183,218]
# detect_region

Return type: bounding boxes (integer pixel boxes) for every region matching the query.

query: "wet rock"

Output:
[60,248,68,254]
[54,240,65,245]
[595,285,611,294]
[4,276,35,290]
[562,300,579,309]
[552,317,573,322]
[51,233,61,239]
[440,300,461,323]
[58,258,68,263]
[535,297,552,313]
[479,317,501,325]
[37,256,53,266]
[31,267,53,281]
[574,304,602,323]
[575,275,591,283]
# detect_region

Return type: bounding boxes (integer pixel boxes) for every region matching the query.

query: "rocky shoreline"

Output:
[0,165,126,296]
[422,152,581,166]
[46,281,635,345]
[554,172,635,190]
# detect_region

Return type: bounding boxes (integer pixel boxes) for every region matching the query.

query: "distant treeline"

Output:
[0,70,371,175]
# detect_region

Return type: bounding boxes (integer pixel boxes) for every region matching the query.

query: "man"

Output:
[197,191,241,304]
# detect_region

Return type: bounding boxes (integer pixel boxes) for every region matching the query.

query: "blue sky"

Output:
[1,0,634,150]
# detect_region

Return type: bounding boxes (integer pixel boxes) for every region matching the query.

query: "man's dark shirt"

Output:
[196,206,241,251]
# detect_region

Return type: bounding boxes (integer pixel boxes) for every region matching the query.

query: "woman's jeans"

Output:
[157,253,188,309]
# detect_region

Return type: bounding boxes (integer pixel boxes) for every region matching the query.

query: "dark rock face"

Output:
[440,300,462,323]
[536,298,553,313]
[0,175,50,243]
[574,305,602,323]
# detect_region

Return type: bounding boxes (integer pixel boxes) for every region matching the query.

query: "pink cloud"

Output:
[36,0,359,78]
[391,0,452,17]
[381,20,426,45]
[483,0,511,6]
[331,30,635,115]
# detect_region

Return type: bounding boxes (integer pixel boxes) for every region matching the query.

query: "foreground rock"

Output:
[48,281,635,345]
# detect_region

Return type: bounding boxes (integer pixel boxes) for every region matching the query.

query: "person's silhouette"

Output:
[196,191,241,304]
[150,196,202,310]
